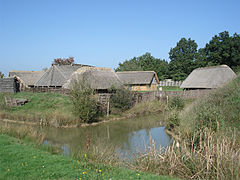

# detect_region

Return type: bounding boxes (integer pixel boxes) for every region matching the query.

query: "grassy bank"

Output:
[0,92,170,127]
[133,75,240,179]
[0,92,79,127]
[0,134,177,180]
[178,74,240,136]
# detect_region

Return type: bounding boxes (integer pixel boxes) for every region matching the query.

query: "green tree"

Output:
[70,80,98,123]
[115,52,169,80]
[110,86,133,111]
[0,72,3,78]
[168,38,198,81]
[203,31,240,71]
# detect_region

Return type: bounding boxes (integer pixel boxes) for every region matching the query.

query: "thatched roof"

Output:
[180,65,236,89]
[35,64,91,87]
[116,71,160,85]
[9,70,44,86]
[63,67,123,90]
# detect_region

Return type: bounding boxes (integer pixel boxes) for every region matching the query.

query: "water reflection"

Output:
[43,114,172,157]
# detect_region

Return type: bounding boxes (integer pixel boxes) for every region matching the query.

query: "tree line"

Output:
[115,31,240,81]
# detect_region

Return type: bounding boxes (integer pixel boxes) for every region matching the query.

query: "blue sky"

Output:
[0,0,240,76]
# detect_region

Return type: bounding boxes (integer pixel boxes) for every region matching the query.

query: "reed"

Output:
[132,128,240,180]
[0,123,45,144]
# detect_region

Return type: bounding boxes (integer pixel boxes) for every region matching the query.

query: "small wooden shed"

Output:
[0,78,19,93]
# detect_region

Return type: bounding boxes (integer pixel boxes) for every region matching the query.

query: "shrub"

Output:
[169,96,185,110]
[110,86,133,111]
[166,111,180,130]
[70,81,99,123]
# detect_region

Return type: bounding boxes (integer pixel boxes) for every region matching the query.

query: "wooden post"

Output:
[107,125,110,139]
[107,101,110,116]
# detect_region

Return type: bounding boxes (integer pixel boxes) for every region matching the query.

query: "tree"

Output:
[115,52,170,80]
[110,86,133,111]
[53,57,74,65]
[70,80,98,123]
[203,31,240,71]
[168,38,198,81]
[0,72,3,78]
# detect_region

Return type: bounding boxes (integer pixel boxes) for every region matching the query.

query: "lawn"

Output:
[161,86,183,91]
[0,134,178,180]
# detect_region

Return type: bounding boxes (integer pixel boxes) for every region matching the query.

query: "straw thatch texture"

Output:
[116,71,160,85]
[63,67,123,90]
[180,65,236,89]
[35,64,90,87]
[9,70,44,87]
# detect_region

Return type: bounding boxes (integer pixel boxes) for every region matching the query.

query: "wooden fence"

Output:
[21,87,212,113]
[159,81,182,87]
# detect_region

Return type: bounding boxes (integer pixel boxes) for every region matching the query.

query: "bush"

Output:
[70,81,99,123]
[110,86,133,111]
[169,96,185,110]
[166,111,180,130]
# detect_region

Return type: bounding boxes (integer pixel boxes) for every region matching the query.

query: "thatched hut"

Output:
[180,65,236,90]
[63,67,123,93]
[9,70,44,90]
[116,71,160,91]
[35,64,91,88]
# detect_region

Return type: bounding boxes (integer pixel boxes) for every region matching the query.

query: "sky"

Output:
[0,0,240,76]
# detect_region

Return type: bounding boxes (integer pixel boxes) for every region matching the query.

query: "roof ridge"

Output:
[116,71,155,73]
[10,70,43,73]
[195,65,229,70]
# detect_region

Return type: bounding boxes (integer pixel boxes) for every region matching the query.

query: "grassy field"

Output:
[0,134,177,180]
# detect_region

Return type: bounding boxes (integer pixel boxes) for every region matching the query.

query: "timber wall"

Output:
[0,78,17,93]
[132,90,211,105]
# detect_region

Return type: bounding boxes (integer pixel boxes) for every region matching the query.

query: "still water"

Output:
[43,114,172,158]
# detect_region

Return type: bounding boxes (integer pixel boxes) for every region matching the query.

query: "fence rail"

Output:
[158,81,182,87]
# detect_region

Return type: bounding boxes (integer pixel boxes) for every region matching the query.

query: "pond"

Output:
[43,114,172,158]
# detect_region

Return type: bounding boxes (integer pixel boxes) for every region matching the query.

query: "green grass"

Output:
[178,74,240,136]
[0,92,79,126]
[11,92,72,114]
[0,134,177,180]
[161,86,183,91]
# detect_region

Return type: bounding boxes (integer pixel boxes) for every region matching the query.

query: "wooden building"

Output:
[35,64,91,88]
[0,78,19,93]
[180,65,236,90]
[9,70,44,91]
[116,71,160,91]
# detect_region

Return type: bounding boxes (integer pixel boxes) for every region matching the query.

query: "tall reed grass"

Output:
[132,128,240,180]
[0,123,45,144]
